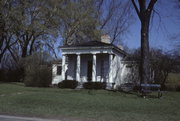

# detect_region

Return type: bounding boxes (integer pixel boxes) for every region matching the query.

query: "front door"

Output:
[87,60,92,81]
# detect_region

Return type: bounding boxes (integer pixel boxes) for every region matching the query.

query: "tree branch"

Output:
[131,0,141,19]
[147,0,157,13]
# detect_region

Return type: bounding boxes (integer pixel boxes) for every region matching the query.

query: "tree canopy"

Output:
[0,0,132,64]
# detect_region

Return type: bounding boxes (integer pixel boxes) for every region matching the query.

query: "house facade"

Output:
[52,36,138,89]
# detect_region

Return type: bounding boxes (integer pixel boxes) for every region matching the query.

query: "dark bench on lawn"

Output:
[140,84,162,98]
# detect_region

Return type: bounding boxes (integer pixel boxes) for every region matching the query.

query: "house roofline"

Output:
[60,45,127,56]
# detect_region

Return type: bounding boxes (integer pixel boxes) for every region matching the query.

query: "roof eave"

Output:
[60,45,127,56]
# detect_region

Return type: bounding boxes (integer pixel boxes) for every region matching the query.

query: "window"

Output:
[57,66,62,75]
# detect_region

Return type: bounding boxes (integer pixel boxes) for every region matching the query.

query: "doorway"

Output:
[87,60,92,81]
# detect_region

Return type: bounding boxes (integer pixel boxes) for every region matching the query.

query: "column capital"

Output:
[109,53,114,59]
[76,53,81,55]
[92,52,97,55]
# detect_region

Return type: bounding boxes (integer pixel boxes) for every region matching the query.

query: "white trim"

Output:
[62,48,113,55]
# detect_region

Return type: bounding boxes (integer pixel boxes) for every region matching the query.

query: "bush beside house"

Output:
[83,82,106,89]
[58,80,78,89]
[23,53,52,87]
[24,65,51,87]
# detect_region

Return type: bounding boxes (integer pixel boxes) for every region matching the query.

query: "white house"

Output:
[52,35,138,89]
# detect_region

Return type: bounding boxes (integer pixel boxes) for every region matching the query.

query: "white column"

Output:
[61,54,66,80]
[109,54,113,83]
[76,54,81,82]
[92,54,97,82]
[52,64,57,76]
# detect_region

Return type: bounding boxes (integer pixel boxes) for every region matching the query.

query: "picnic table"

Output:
[140,83,162,98]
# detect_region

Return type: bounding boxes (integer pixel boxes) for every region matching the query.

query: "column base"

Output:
[76,82,83,89]
[106,83,115,90]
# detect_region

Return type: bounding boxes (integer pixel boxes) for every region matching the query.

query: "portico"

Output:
[61,53,113,83]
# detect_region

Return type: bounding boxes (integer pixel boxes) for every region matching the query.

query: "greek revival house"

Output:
[52,35,138,89]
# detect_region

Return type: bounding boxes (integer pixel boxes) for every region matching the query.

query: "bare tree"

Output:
[150,49,176,89]
[0,0,18,64]
[131,0,157,84]
[97,0,132,44]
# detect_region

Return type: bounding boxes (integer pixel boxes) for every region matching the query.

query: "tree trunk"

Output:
[131,0,157,84]
[29,37,35,56]
[22,46,28,58]
[140,18,150,84]
[21,37,30,58]
[0,12,5,63]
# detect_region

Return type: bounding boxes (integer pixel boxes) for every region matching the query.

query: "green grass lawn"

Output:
[167,73,180,84]
[0,82,180,121]
[166,73,180,91]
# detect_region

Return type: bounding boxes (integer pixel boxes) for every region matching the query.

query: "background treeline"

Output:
[128,48,180,91]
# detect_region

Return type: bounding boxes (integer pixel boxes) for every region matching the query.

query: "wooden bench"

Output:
[140,84,162,98]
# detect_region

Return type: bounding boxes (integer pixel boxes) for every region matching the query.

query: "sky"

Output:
[123,0,180,52]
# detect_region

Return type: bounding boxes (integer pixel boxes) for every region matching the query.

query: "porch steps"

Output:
[76,82,83,89]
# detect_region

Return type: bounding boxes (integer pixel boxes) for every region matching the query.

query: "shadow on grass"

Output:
[0,82,24,87]
[116,90,162,99]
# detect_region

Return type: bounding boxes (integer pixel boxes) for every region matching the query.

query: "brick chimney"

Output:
[101,34,111,44]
